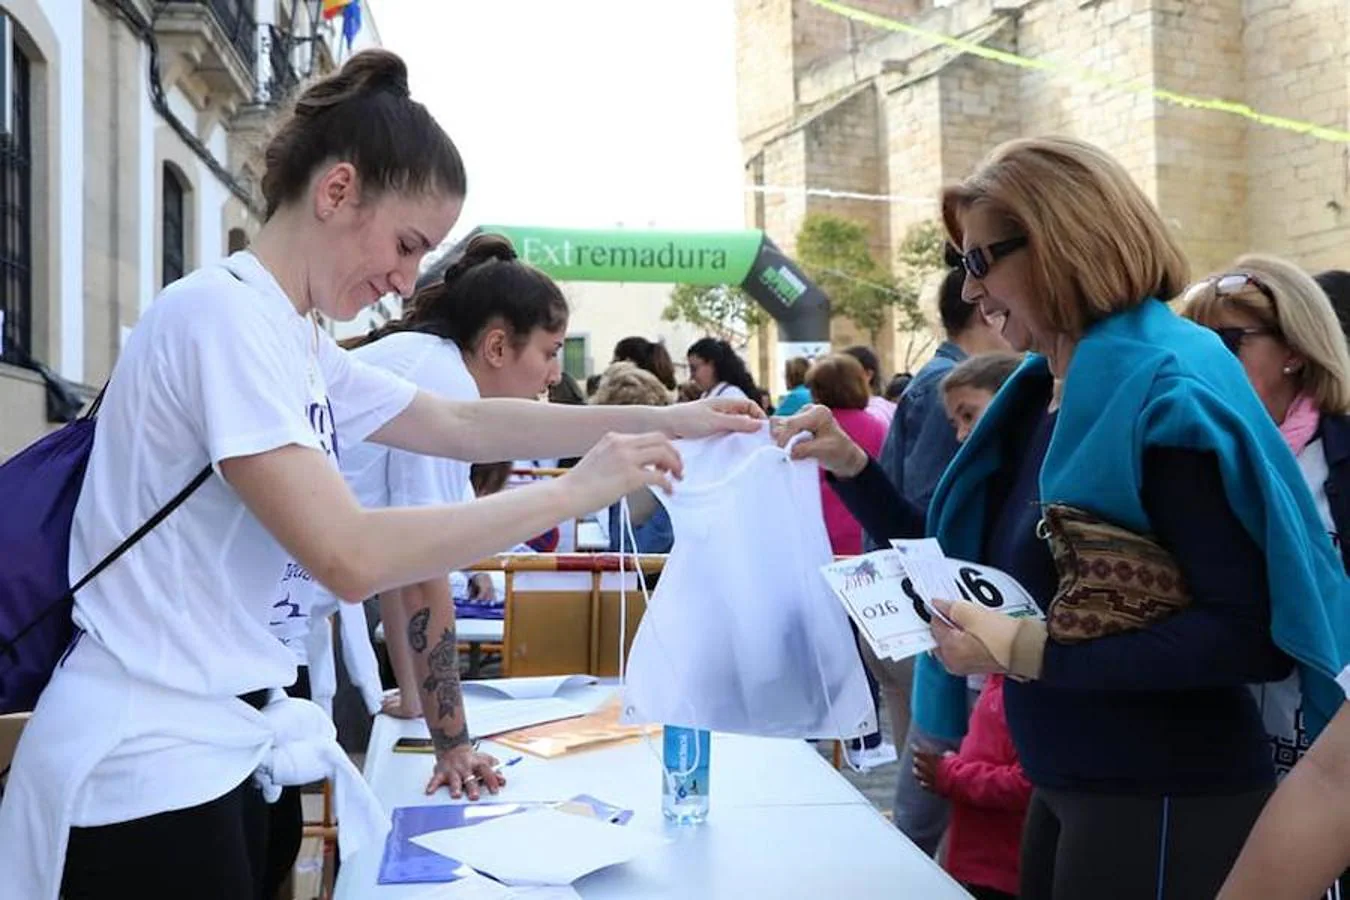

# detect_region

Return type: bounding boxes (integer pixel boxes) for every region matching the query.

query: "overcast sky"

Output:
[373,0,745,248]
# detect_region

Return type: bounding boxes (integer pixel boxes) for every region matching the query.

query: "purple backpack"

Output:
[0,390,210,714]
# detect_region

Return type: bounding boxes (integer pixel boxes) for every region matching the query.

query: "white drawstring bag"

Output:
[620,427,876,740]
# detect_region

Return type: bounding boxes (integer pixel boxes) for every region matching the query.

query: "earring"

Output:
[1283,365,1296,375]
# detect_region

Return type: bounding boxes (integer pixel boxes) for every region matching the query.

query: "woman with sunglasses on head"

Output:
[1179,258,1350,900]
[774,136,1349,899]
[0,49,761,900]
[1181,258,1350,762]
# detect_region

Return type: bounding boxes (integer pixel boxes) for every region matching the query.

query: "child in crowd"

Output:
[939,352,1024,443]
[914,351,1027,900]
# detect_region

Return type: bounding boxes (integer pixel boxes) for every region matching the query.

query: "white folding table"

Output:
[334,682,971,899]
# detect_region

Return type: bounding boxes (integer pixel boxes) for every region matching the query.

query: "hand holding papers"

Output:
[820,541,1043,664]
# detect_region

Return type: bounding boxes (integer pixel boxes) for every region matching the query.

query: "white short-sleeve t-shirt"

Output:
[67,251,415,823]
[271,332,479,655]
[708,382,748,401]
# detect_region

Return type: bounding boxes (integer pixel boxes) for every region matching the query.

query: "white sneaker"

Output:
[845,741,898,772]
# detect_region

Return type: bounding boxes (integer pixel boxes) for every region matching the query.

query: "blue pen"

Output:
[492,756,524,775]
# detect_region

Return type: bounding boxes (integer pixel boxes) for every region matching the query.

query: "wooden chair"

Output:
[465,553,666,677]
[0,712,30,790]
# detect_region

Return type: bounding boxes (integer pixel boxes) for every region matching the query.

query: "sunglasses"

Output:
[1186,273,1281,356]
[959,236,1028,279]
[1211,326,1278,356]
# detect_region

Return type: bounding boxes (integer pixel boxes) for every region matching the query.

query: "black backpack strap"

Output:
[72,264,245,590]
[70,465,213,594]
[82,382,109,420]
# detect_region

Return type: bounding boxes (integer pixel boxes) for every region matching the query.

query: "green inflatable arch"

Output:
[421,225,832,353]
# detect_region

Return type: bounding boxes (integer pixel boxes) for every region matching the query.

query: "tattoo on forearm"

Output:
[422,627,463,721]
[407,607,430,653]
[430,723,470,754]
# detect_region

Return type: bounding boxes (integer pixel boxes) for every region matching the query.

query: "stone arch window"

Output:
[0,41,32,360]
[161,163,189,287]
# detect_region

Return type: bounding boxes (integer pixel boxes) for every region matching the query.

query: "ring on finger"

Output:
[463,775,478,785]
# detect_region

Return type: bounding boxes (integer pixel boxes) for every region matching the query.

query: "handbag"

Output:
[1038,504,1191,642]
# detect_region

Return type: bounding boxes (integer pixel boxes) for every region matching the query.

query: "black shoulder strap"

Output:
[70,465,213,595]
[68,263,251,592]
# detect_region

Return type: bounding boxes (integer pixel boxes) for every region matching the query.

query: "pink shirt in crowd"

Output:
[867,394,896,428]
[819,407,889,555]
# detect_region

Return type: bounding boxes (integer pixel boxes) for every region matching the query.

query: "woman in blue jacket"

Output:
[776,136,1349,899]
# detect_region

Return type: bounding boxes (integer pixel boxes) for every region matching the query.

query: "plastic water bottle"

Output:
[661,725,711,824]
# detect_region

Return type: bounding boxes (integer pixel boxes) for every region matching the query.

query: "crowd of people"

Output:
[6,43,1350,900]
[773,136,1350,900]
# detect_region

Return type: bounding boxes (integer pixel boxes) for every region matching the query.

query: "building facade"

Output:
[0,0,370,459]
[735,0,1350,386]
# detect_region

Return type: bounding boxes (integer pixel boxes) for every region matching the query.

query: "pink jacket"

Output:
[935,674,1032,897]
[819,408,888,555]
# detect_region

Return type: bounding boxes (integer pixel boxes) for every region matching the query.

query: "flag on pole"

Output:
[321,0,353,20]
[341,0,362,51]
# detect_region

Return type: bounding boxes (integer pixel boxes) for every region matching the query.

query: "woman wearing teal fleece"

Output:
[777,136,1350,900]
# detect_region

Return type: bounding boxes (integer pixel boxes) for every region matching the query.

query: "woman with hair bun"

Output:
[0,49,760,900]
[262,230,573,860]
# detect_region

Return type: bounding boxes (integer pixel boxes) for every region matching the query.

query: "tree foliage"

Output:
[661,283,767,349]
[795,214,902,347]
[894,220,950,371]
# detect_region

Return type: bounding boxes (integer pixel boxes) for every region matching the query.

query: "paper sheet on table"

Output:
[410,807,666,887]
[462,675,597,701]
[492,695,660,759]
[406,870,582,899]
[468,697,590,740]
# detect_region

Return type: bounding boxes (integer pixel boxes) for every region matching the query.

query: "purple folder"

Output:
[377,796,634,885]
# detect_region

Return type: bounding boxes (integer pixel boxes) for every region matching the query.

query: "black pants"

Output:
[64,672,313,900]
[63,777,271,900]
[1020,785,1271,900]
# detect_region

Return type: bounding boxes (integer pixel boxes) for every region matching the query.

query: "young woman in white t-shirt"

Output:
[687,336,761,402]
[342,232,573,789]
[0,50,760,900]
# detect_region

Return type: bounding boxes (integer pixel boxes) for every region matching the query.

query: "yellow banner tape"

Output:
[808,0,1350,144]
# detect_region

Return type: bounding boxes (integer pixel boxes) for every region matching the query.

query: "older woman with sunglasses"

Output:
[1175,257,1350,900]
[775,136,1349,899]
[1181,257,1350,764]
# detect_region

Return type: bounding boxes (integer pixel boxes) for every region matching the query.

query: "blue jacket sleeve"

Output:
[1040,446,1294,690]
[827,459,926,545]
[900,380,962,513]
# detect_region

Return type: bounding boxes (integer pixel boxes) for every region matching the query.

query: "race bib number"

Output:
[821,546,1044,663]
[820,551,937,660]
[897,548,1043,626]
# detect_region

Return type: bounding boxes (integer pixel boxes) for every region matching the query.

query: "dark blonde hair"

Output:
[1181,254,1350,415]
[261,49,465,220]
[592,362,672,407]
[942,136,1189,339]
[806,354,871,410]
[784,357,810,389]
[942,352,1025,397]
